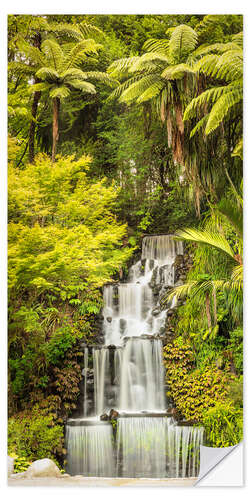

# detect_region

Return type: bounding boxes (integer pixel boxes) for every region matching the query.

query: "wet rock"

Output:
[106,317,112,323]
[152,307,161,316]
[109,409,119,419]
[100,413,109,421]
[167,309,175,317]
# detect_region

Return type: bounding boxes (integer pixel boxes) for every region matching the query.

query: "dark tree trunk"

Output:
[28,87,41,164]
[52,97,60,163]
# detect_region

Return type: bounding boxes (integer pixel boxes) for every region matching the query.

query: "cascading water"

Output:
[66,235,204,478]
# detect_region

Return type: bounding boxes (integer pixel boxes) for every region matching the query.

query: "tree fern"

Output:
[168,24,198,63]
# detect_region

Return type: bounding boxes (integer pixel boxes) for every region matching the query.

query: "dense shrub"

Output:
[163,338,242,445]
[8,405,64,466]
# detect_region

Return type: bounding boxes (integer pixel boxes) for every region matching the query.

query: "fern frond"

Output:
[143,38,169,55]
[68,80,96,94]
[28,82,50,94]
[107,75,144,101]
[41,40,63,72]
[17,41,46,67]
[169,24,198,63]
[161,63,195,80]
[183,86,228,121]
[83,71,118,87]
[49,86,70,99]
[108,57,140,77]
[205,86,242,134]
[189,115,209,138]
[36,67,59,80]
[232,138,243,160]
[232,32,243,48]
[64,40,101,70]
[136,80,165,103]
[129,52,169,73]
[119,75,163,103]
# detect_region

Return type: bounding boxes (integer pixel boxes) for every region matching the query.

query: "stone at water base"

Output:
[11,459,61,479]
[8,456,14,477]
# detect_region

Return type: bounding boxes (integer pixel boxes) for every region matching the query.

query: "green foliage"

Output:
[9,454,32,473]
[203,402,243,447]
[163,339,235,423]
[8,408,64,465]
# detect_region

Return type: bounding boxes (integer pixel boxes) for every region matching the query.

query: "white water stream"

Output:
[66,235,204,478]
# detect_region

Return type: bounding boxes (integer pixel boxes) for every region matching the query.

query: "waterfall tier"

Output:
[66,235,204,478]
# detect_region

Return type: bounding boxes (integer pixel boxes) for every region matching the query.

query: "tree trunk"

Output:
[52,97,60,163]
[212,287,217,325]
[28,31,42,164]
[205,292,212,330]
[28,88,41,164]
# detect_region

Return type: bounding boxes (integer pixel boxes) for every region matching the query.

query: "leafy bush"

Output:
[164,339,236,422]
[9,454,31,473]
[8,405,64,466]
[203,402,243,447]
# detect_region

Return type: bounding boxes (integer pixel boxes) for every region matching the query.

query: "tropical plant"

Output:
[108,24,199,165]
[16,37,116,161]
[167,196,243,329]
[184,31,243,156]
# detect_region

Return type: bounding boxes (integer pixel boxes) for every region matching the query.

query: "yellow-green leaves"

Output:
[8,154,133,296]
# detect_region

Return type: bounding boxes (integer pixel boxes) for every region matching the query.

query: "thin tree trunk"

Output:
[212,287,217,325]
[28,88,41,164]
[205,292,212,330]
[28,31,41,164]
[52,97,60,163]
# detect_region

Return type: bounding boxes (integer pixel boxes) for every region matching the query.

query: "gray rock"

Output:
[24,458,61,478]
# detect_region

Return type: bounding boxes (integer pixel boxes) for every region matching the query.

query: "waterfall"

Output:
[65,423,115,477]
[117,417,167,478]
[119,338,165,411]
[66,235,203,478]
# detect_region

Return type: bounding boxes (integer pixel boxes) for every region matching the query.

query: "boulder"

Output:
[8,456,14,477]
[24,458,61,478]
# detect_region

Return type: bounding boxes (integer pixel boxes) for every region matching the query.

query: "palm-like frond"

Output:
[49,86,70,99]
[161,63,195,80]
[83,71,118,87]
[67,80,96,94]
[205,85,242,134]
[189,115,209,138]
[108,57,141,77]
[17,40,46,67]
[41,40,63,72]
[217,198,243,239]
[36,67,60,80]
[143,38,169,55]
[175,227,236,261]
[119,74,163,103]
[183,86,229,120]
[232,138,243,160]
[168,24,198,63]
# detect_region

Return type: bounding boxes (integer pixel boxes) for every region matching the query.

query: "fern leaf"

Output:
[205,86,242,134]
[169,24,198,63]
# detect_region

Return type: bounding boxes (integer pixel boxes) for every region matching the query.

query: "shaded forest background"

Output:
[8,14,243,471]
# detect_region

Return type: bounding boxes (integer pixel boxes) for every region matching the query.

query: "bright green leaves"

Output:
[8,154,132,298]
